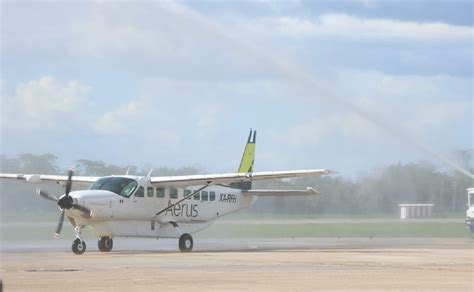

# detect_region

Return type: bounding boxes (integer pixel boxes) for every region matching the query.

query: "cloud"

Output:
[66,2,240,72]
[91,77,282,135]
[332,69,472,101]
[281,68,472,147]
[1,76,92,130]
[287,112,380,147]
[352,0,377,7]
[260,14,473,41]
[93,99,143,134]
[334,70,473,136]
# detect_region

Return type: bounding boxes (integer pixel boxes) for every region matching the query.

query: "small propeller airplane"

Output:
[0,130,336,254]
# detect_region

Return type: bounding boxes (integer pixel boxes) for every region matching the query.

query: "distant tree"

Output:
[17,153,59,174]
[1,153,61,213]
[75,159,130,176]
[0,155,21,172]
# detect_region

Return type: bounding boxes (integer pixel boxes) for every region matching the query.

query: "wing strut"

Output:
[154,183,212,217]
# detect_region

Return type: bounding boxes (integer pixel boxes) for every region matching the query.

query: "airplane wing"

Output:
[150,169,336,187]
[0,169,336,188]
[242,187,319,196]
[0,173,98,184]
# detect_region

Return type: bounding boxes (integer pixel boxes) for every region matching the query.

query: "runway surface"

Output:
[1,238,473,291]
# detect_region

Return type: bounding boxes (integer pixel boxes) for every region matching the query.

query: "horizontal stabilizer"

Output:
[243,187,319,197]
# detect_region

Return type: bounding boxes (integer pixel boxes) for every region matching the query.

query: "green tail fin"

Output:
[231,129,256,190]
[238,129,256,173]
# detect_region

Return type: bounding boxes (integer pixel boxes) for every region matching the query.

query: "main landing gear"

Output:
[98,236,114,252]
[179,233,193,252]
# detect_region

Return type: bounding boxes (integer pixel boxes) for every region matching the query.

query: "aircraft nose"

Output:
[69,191,85,205]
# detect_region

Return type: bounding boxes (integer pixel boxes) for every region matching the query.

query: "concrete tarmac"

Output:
[1,238,473,291]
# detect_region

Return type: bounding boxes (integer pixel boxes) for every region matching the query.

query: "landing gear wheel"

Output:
[98,236,113,252]
[72,238,86,255]
[179,233,193,253]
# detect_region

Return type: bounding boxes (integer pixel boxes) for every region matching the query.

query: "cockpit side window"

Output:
[135,186,145,197]
[469,193,474,207]
[121,181,138,198]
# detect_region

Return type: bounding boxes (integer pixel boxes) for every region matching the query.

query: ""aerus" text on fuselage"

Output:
[164,200,199,217]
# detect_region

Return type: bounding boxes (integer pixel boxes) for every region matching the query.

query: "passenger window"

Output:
[194,191,200,200]
[170,188,178,199]
[210,191,216,201]
[156,187,165,198]
[202,191,208,201]
[184,189,192,200]
[147,187,154,197]
[135,186,144,197]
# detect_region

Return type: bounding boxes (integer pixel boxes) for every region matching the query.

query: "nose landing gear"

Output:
[72,238,86,255]
[71,225,86,255]
[98,236,114,252]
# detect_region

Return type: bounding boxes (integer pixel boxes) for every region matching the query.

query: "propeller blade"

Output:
[54,210,65,237]
[65,168,74,196]
[71,204,92,218]
[36,189,58,202]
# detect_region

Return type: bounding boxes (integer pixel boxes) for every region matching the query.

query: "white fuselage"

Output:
[66,184,257,238]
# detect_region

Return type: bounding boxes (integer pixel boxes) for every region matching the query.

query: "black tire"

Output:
[179,233,193,252]
[98,237,113,252]
[72,238,86,255]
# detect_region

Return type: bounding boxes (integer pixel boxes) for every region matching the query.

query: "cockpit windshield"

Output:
[90,177,138,198]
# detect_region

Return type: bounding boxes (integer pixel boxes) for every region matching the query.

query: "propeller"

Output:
[36,189,59,202]
[37,168,92,237]
[54,210,65,238]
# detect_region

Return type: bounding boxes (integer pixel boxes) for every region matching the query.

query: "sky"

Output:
[0,0,473,177]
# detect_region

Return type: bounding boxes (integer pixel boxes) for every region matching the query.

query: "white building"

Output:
[399,204,434,219]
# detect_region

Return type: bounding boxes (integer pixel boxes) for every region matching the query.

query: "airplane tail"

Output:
[230,129,256,190]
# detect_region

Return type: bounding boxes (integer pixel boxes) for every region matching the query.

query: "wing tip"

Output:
[306,187,320,195]
[324,169,338,175]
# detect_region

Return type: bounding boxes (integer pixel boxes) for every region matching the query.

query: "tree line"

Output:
[1,153,472,214]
